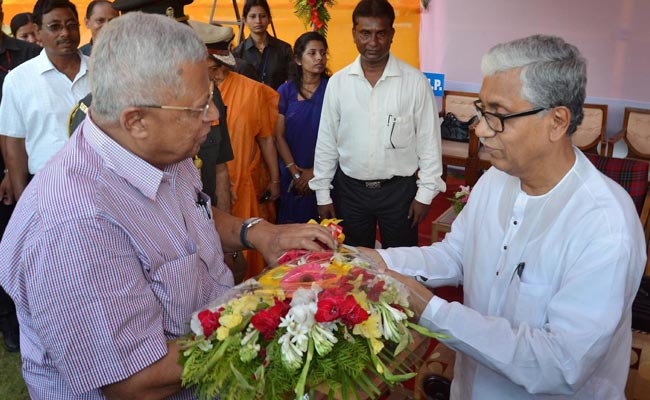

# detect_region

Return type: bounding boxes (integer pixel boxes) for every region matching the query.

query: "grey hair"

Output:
[481,34,587,135]
[90,12,208,122]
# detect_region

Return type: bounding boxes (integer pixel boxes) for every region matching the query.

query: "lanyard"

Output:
[259,49,270,84]
[0,51,12,74]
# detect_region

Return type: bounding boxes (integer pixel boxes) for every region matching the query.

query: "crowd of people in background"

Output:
[0,0,644,399]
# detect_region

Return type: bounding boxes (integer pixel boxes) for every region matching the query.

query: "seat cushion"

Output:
[585,153,649,215]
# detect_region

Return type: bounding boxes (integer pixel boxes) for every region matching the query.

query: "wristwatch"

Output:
[240,217,264,249]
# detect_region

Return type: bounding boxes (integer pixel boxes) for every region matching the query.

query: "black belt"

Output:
[344,174,411,189]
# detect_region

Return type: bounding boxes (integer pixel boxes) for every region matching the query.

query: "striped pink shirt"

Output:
[0,116,234,399]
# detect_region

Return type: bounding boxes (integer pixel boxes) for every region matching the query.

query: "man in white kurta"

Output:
[367,35,646,399]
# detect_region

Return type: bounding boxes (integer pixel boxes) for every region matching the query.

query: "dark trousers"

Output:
[334,170,418,248]
[0,203,16,324]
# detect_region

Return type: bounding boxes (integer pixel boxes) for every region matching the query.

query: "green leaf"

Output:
[229,362,256,391]
[406,321,451,339]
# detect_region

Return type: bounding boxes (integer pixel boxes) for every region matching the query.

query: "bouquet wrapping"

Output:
[180,222,445,399]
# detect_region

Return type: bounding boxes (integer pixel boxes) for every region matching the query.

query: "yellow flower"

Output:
[352,290,369,310]
[219,313,242,328]
[256,288,286,304]
[308,218,345,244]
[231,294,258,315]
[369,337,384,354]
[325,261,352,276]
[216,326,229,341]
[258,266,293,288]
[353,313,382,341]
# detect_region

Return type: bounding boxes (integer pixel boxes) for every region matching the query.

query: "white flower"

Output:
[278,328,304,370]
[457,185,471,197]
[196,339,213,352]
[312,322,338,356]
[292,286,320,306]
[276,287,321,370]
[379,301,407,342]
[190,314,204,337]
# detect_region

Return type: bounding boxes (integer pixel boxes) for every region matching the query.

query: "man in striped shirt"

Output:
[0,12,334,399]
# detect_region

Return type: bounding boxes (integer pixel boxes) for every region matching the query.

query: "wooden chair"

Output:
[440,91,490,186]
[571,103,608,155]
[606,107,650,162]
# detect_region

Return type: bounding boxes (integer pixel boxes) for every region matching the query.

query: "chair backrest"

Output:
[571,103,608,154]
[623,107,650,160]
[442,91,479,123]
[584,153,649,216]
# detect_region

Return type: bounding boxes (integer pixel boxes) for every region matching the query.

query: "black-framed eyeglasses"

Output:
[137,82,214,120]
[473,99,548,133]
[45,22,80,33]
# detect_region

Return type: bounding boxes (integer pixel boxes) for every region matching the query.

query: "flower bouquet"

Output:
[449,185,471,214]
[293,0,335,36]
[179,221,445,399]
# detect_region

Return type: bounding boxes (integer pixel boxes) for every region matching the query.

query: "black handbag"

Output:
[440,112,477,143]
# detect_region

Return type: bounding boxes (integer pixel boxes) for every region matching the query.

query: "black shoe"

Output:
[1,316,20,353]
[3,330,19,352]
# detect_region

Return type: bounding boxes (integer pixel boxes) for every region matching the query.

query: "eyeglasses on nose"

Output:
[136,82,215,120]
[45,22,80,33]
[473,99,548,133]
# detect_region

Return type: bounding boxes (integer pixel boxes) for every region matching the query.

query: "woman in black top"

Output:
[233,0,293,89]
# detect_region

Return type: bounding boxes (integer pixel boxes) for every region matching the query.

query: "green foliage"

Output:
[0,345,28,400]
[180,325,419,399]
[292,0,335,37]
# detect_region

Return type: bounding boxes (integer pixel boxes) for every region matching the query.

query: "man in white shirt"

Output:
[0,0,89,200]
[364,35,646,399]
[309,0,445,248]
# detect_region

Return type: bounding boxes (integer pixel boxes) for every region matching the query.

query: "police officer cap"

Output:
[112,0,193,22]
[188,20,236,67]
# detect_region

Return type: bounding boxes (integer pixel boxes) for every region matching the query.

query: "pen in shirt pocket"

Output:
[516,262,526,278]
[196,192,211,220]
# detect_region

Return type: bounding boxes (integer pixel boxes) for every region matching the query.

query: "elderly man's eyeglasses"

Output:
[473,100,548,133]
[45,22,80,33]
[138,82,214,120]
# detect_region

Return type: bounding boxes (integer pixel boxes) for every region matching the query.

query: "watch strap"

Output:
[240,217,264,249]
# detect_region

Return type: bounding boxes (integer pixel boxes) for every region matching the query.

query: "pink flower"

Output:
[276,249,309,265]
[280,264,336,292]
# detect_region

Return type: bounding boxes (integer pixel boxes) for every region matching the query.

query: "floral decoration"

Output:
[180,243,446,399]
[449,185,471,214]
[293,0,335,36]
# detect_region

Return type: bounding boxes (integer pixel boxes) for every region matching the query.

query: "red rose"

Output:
[198,309,221,338]
[315,295,343,322]
[251,298,290,340]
